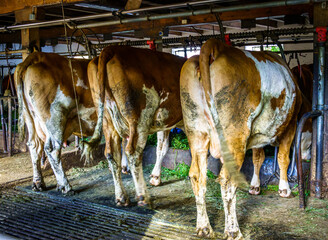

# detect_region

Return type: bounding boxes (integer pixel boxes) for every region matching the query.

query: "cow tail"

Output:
[14,64,26,141]
[199,39,247,188]
[14,53,42,142]
[81,48,115,162]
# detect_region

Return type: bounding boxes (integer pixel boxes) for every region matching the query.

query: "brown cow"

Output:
[249,65,314,196]
[86,46,186,206]
[15,52,99,194]
[15,53,171,205]
[180,39,301,238]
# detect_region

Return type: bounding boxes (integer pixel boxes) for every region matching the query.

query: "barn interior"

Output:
[0,0,328,239]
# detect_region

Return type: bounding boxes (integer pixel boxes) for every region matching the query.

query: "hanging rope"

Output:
[214,13,225,42]
[60,0,84,141]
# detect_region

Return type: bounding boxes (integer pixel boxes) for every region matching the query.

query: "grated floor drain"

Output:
[0,189,204,240]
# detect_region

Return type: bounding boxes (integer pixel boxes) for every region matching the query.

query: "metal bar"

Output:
[295,110,322,209]
[0,0,234,32]
[7,97,12,157]
[0,0,321,33]
[76,0,316,30]
[315,34,326,198]
[310,41,319,195]
[0,100,7,153]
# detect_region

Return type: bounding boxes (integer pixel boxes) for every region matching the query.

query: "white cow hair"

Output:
[78,105,96,130]
[243,51,296,148]
[73,69,89,89]
[137,85,160,144]
[46,86,74,142]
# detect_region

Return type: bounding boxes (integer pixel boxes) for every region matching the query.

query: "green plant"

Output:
[265,185,279,192]
[207,170,217,179]
[161,162,190,179]
[96,160,108,169]
[170,132,189,150]
[147,133,157,146]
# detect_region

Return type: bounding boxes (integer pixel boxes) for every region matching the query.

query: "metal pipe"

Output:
[76,0,315,29]
[0,0,231,33]
[289,142,296,178]
[0,0,323,33]
[273,146,278,173]
[295,110,322,209]
[0,100,6,153]
[7,97,12,157]
[315,35,326,198]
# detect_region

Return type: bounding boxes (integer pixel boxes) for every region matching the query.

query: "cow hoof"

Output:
[196,227,213,238]
[122,166,130,175]
[248,186,260,195]
[32,181,46,192]
[278,189,293,198]
[149,175,161,186]
[116,197,130,207]
[224,230,243,240]
[136,195,151,208]
[57,185,74,196]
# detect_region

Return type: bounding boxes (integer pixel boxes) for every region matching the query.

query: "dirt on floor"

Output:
[0,152,328,240]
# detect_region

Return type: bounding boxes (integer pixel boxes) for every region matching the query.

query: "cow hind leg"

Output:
[249,148,265,195]
[127,148,150,207]
[107,153,130,206]
[104,118,130,206]
[24,114,46,191]
[277,119,297,198]
[188,134,213,237]
[28,137,46,191]
[44,138,73,195]
[125,130,151,207]
[220,169,243,240]
[219,144,246,239]
[150,130,170,186]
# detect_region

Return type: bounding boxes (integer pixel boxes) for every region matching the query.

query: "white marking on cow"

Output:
[46,86,74,138]
[78,105,96,129]
[150,131,170,186]
[250,172,260,188]
[279,179,291,195]
[301,130,312,160]
[243,51,296,147]
[137,85,160,144]
[159,91,169,104]
[74,69,89,89]
[106,99,129,138]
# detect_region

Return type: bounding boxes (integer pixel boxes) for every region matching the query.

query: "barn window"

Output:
[172,47,200,58]
[245,44,280,52]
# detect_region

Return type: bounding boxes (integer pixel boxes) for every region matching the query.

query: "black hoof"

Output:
[32,181,46,192]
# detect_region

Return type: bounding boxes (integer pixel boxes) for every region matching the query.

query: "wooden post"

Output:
[15,7,43,60]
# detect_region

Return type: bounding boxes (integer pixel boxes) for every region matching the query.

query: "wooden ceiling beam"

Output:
[0,0,96,15]
[256,19,278,28]
[169,27,204,34]
[0,4,311,43]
